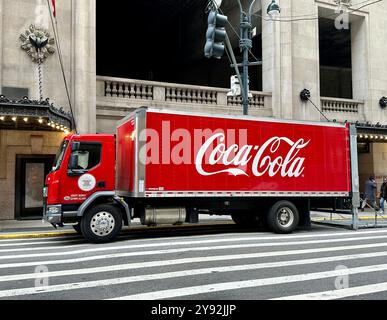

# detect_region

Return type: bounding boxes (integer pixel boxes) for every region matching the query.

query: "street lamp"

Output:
[234,0,280,115]
[267,0,281,16]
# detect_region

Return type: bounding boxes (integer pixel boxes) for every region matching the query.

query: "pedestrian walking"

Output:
[362,175,377,211]
[379,178,387,214]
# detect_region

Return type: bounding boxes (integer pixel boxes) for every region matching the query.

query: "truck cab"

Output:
[44,134,119,230]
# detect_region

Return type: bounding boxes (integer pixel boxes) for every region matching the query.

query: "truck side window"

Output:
[70,143,102,171]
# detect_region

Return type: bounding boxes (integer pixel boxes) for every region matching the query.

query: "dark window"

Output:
[97,0,263,90]
[319,17,353,99]
[69,143,102,171]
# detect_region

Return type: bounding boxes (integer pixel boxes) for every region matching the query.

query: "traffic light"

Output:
[204,10,228,59]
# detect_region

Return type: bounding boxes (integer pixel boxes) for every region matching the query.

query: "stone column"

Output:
[277,0,293,120]
[367,2,387,125]
[262,0,293,120]
[291,0,320,121]
[262,0,275,105]
[351,13,373,123]
[351,16,369,114]
[71,0,96,134]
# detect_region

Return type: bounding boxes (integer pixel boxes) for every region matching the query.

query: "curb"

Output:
[0,231,77,240]
[313,216,387,222]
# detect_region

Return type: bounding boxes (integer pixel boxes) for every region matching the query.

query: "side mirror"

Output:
[71,142,81,152]
[68,154,79,170]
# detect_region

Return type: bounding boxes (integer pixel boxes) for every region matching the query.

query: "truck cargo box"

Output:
[116,108,352,199]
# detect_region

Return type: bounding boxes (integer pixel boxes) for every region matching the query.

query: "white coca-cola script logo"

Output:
[196,134,311,178]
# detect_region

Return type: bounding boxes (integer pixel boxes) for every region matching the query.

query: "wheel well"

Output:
[82,197,129,226]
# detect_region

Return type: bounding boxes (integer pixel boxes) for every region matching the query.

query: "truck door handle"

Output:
[97,181,106,189]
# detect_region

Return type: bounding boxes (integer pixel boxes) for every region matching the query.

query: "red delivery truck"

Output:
[43,108,360,243]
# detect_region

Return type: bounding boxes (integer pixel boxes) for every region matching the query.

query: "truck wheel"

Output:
[267,201,299,234]
[80,205,123,243]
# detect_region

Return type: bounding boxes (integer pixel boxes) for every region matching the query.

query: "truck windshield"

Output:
[52,140,69,172]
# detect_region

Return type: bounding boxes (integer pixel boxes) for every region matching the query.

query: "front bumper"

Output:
[44,205,63,225]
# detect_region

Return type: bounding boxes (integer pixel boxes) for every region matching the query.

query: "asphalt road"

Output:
[1,223,387,300]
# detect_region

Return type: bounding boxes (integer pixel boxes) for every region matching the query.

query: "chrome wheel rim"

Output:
[90,212,115,237]
[277,207,294,228]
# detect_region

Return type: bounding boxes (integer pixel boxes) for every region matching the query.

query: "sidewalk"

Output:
[0,220,70,233]
[0,220,75,239]
[311,209,387,222]
[311,209,387,229]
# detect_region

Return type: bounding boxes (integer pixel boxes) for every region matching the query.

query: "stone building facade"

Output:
[1,0,387,220]
[0,0,95,220]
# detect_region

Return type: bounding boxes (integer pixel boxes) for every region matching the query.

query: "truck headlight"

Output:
[47,206,61,214]
[43,187,48,198]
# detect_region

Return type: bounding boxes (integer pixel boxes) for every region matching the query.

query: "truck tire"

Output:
[80,204,123,243]
[267,201,299,234]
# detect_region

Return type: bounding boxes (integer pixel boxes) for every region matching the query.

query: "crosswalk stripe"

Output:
[1,233,387,259]
[0,242,90,253]
[0,239,83,248]
[109,263,387,300]
[272,282,387,300]
[116,228,387,242]
[1,249,387,284]
[1,228,387,245]
[0,236,80,243]
[0,231,256,248]
[2,255,387,299]
[0,231,371,252]
[1,241,387,270]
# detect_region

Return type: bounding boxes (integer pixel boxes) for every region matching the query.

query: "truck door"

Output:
[63,141,107,203]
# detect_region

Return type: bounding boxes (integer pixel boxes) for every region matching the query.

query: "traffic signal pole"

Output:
[205,0,255,116]
[240,13,253,116]
[238,0,257,116]
[205,0,279,116]
[224,34,246,112]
